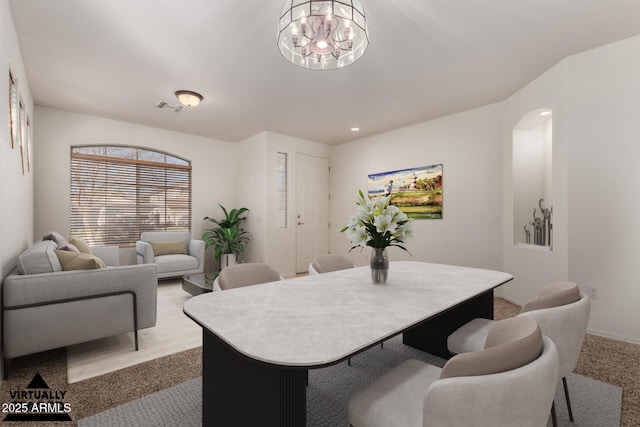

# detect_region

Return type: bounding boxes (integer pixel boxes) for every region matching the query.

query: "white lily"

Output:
[374,214,397,234]
[346,225,369,247]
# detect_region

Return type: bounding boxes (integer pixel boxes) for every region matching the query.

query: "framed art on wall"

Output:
[26,114,31,172]
[8,64,19,149]
[368,164,443,219]
[19,97,25,174]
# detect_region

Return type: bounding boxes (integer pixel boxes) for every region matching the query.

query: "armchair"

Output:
[349,317,559,427]
[136,231,204,279]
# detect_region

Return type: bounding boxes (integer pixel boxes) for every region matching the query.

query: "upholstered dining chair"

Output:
[308,254,355,274]
[215,262,282,290]
[447,281,590,427]
[348,317,559,427]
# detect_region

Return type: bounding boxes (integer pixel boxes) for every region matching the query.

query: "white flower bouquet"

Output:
[341,190,414,252]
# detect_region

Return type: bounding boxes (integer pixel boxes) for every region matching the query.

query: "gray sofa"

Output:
[136,231,204,279]
[2,240,157,378]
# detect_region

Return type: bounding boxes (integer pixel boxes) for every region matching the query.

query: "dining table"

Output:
[183,261,513,426]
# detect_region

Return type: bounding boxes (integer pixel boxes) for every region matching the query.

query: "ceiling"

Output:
[8,0,640,145]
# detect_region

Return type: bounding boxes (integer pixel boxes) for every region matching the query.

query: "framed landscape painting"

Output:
[368,164,443,219]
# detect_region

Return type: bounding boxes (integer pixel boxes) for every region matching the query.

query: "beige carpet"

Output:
[66,280,202,383]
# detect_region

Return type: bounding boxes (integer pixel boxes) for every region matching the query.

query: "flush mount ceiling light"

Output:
[175,90,203,107]
[277,0,369,70]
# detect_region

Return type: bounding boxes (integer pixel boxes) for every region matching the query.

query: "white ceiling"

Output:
[8,0,640,145]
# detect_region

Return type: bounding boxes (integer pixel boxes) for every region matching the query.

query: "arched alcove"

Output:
[513,109,553,249]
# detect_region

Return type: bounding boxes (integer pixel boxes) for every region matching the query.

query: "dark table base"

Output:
[403,288,494,359]
[202,330,307,427]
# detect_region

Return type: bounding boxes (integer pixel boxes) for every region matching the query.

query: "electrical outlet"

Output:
[587,287,599,300]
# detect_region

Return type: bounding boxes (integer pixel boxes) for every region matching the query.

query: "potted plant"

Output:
[202,205,250,269]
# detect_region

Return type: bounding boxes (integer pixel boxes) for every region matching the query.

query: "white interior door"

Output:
[296,153,329,273]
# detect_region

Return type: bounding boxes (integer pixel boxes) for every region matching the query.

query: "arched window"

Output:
[70,146,192,246]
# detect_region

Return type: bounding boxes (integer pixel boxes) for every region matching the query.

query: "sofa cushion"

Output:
[69,236,92,254]
[18,240,63,274]
[440,317,542,379]
[42,231,79,252]
[55,250,106,270]
[150,240,188,256]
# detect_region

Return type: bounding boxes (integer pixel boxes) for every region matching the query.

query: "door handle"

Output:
[298,221,305,225]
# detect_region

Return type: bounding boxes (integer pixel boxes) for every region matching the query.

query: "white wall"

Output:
[330,103,504,271]
[502,61,569,306]
[566,35,640,343]
[1,0,35,380]
[33,107,238,267]
[235,132,267,267]
[0,0,34,275]
[502,35,640,343]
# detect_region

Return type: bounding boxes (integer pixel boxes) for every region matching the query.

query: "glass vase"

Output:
[370,247,389,285]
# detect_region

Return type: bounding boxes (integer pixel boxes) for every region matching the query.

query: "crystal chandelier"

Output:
[277,0,369,70]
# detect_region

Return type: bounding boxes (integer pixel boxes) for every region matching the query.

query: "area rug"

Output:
[78,336,622,427]
[67,280,202,383]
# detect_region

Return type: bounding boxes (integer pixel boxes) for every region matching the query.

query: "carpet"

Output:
[78,336,622,427]
[67,280,202,383]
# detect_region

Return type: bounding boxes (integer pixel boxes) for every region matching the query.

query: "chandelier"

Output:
[277,0,369,70]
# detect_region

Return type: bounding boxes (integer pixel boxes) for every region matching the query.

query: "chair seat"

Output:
[154,254,199,274]
[348,359,442,427]
[447,317,494,355]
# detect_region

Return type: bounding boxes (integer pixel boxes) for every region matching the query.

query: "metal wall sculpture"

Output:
[524,198,552,247]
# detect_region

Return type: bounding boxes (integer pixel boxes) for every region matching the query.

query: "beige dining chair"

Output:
[447,281,590,427]
[216,263,282,290]
[348,317,559,427]
[308,254,355,275]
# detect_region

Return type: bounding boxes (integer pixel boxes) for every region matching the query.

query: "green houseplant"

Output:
[202,205,250,269]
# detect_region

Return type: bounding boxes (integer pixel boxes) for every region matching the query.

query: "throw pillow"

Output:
[150,240,188,256]
[55,250,106,271]
[18,240,63,274]
[68,236,92,254]
[43,231,79,252]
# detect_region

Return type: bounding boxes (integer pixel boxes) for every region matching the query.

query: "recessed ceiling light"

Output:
[539,110,551,117]
[350,127,360,132]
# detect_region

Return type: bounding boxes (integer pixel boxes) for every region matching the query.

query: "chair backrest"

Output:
[140,231,191,243]
[519,293,590,377]
[423,336,559,427]
[309,255,355,274]
[520,281,580,313]
[218,263,281,290]
[440,317,542,379]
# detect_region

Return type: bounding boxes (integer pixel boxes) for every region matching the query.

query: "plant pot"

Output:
[220,253,237,270]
